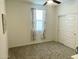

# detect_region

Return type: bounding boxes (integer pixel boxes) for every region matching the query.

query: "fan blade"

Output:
[43,2,47,6]
[53,0,61,4]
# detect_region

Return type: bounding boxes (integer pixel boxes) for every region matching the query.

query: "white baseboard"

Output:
[9,39,54,48]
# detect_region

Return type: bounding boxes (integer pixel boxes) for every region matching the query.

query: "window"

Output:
[32,8,46,32]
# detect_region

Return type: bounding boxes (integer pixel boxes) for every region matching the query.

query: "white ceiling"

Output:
[19,0,47,5]
[21,0,64,5]
[14,0,64,5]
[29,0,47,4]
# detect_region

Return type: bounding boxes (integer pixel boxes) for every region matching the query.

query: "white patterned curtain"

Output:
[31,8,46,40]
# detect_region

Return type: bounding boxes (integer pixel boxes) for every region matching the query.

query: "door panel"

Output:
[58,14,77,49]
[0,0,8,59]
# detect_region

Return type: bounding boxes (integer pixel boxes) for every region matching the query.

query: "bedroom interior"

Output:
[0,0,78,59]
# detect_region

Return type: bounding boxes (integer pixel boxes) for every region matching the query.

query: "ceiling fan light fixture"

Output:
[47,0,57,5]
[47,0,53,4]
[43,0,61,6]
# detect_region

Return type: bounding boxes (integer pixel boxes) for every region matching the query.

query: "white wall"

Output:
[57,0,77,15]
[0,0,8,59]
[57,0,78,49]
[6,0,58,48]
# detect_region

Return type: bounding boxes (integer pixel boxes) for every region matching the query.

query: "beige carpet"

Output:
[9,41,75,59]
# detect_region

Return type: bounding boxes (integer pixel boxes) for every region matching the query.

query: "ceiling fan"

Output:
[43,0,61,6]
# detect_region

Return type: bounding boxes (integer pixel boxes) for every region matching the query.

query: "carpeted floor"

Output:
[9,41,75,59]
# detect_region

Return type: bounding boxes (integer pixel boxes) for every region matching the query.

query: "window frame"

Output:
[31,8,46,32]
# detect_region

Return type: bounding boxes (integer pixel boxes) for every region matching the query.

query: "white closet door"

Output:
[58,14,77,49]
[0,0,8,59]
